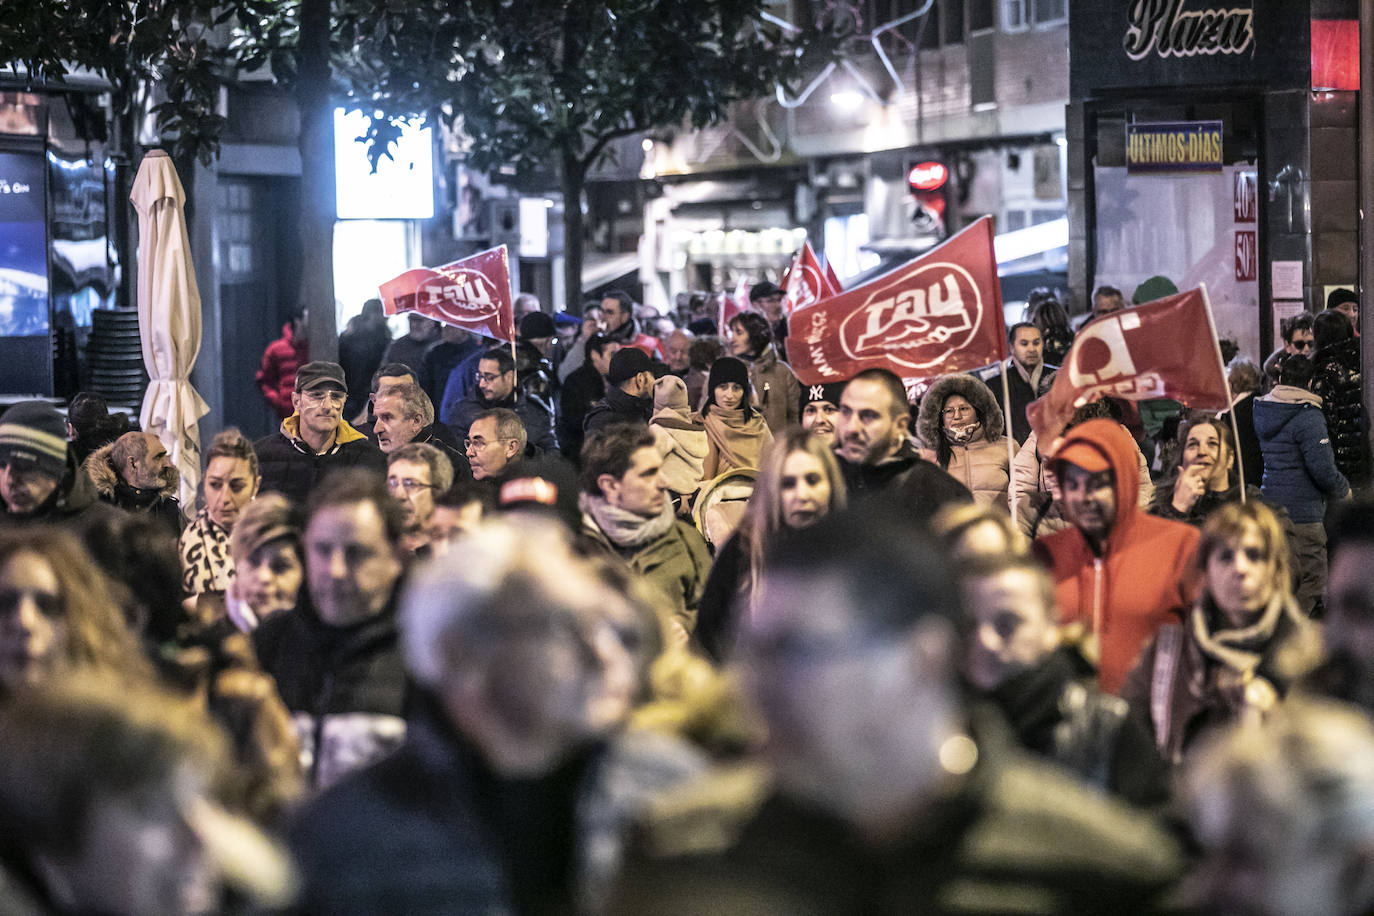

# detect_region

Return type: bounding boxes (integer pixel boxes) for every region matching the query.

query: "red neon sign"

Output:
[907,161,949,191]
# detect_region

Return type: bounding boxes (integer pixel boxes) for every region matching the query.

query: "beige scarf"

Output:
[701,406,771,478]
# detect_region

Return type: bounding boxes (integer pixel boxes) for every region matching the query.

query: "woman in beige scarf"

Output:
[699,357,772,480]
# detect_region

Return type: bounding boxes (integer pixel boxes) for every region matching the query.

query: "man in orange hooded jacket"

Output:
[1035,418,1199,694]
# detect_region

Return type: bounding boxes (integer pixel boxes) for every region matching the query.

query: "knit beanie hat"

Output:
[0,401,68,480]
[800,380,846,415]
[705,357,752,412]
[607,347,653,386]
[653,374,690,413]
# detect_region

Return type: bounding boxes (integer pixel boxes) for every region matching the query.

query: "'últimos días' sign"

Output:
[1126,120,1223,173]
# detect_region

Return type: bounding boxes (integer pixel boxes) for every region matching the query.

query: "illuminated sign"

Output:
[1123,1,1254,60]
[1125,120,1223,173]
[906,161,949,192]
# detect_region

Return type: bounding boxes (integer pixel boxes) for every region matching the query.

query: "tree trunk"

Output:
[295,0,338,360]
[561,150,586,314]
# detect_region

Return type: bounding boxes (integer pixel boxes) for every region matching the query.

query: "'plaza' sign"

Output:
[1126,121,1224,173]
[1123,0,1254,60]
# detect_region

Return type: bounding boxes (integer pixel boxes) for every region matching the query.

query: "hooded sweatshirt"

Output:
[1034,419,1200,695]
[650,375,708,495]
[1253,385,1349,524]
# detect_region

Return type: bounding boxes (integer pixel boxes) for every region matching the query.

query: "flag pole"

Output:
[1199,283,1245,503]
[1000,359,1020,528]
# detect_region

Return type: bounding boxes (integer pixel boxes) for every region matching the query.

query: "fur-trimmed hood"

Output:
[915,373,1004,449]
[84,440,179,501]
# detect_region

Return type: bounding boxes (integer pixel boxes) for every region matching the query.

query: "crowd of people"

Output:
[0,278,1371,915]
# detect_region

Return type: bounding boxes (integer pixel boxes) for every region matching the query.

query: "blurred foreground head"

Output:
[1182,699,1374,916]
[402,515,659,777]
[0,676,293,916]
[736,508,969,827]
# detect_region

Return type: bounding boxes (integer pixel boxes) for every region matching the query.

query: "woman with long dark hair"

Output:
[727,311,799,434]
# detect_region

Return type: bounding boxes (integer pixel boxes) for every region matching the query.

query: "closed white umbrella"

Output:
[131,149,209,516]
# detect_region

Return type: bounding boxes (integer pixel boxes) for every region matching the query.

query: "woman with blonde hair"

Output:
[0,526,150,696]
[1122,500,1321,764]
[181,427,261,598]
[696,429,846,661]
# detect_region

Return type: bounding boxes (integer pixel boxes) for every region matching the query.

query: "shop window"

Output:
[1032,0,1066,25]
[968,0,994,32]
[1001,0,1028,31]
[944,0,965,44]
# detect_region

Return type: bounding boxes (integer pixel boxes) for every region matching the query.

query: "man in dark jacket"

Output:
[1310,308,1369,488]
[338,298,392,420]
[584,347,655,435]
[1254,354,1350,614]
[289,514,705,914]
[976,322,1056,446]
[559,334,618,460]
[0,401,97,524]
[609,511,1183,914]
[443,347,558,453]
[834,368,971,520]
[253,471,410,791]
[83,430,183,535]
[371,380,470,480]
[958,554,1169,806]
[419,324,482,411]
[254,361,387,506]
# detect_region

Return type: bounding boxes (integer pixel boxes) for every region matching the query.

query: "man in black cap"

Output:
[0,401,96,523]
[584,347,656,435]
[750,280,788,354]
[255,361,387,506]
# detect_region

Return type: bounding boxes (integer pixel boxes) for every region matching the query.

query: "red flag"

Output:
[1026,286,1230,447]
[784,217,1007,386]
[378,245,515,342]
[784,242,828,315]
[823,255,843,296]
[718,277,750,332]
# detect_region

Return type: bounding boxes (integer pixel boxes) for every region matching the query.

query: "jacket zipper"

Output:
[1092,557,1104,635]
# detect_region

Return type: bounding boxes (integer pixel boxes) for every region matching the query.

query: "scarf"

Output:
[943,420,982,446]
[180,509,235,595]
[702,406,771,474]
[580,493,677,548]
[1189,591,1298,675]
[650,405,703,433]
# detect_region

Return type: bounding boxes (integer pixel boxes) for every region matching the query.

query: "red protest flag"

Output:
[718,277,750,332]
[784,242,828,315]
[1026,286,1231,447]
[378,244,516,342]
[822,255,843,296]
[784,217,1007,386]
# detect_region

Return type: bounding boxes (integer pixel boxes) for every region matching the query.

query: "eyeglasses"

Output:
[387,477,436,494]
[301,388,346,404]
[943,405,974,418]
[464,436,516,450]
[475,371,512,384]
[1291,340,1312,351]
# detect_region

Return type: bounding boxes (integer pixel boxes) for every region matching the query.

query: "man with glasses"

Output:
[255,361,386,506]
[442,347,558,454]
[386,442,454,555]
[465,409,527,483]
[0,400,96,523]
[610,510,1183,913]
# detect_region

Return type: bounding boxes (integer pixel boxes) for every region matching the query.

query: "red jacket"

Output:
[1035,419,1199,695]
[256,323,308,419]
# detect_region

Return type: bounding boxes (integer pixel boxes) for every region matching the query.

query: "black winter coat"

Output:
[559,362,605,459]
[254,419,386,506]
[584,386,653,434]
[1311,337,1370,486]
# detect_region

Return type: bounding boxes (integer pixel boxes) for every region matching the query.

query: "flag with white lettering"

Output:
[784,217,1006,386]
[1026,286,1230,447]
[378,245,515,342]
[783,242,829,315]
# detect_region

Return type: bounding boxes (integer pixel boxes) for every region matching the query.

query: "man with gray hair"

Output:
[289,515,704,914]
[373,380,470,478]
[386,441,453,555]
[84,429,182,535]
